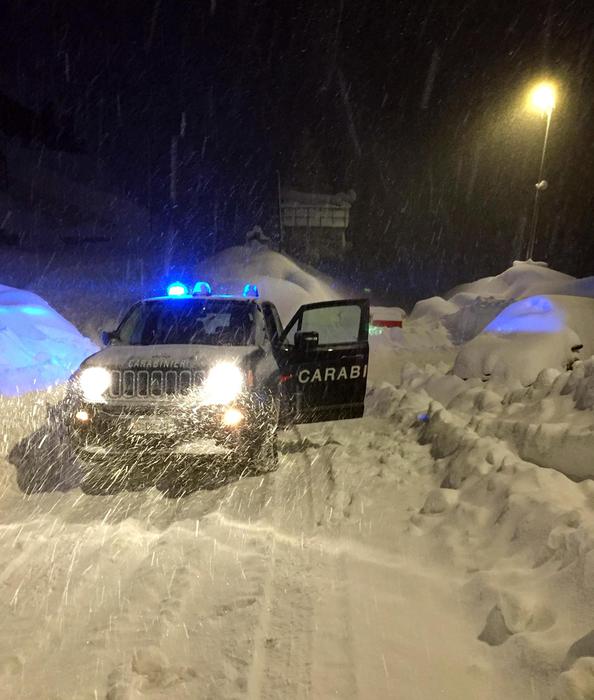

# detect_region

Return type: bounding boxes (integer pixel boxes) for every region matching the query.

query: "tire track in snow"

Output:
[1,417,445,699]
[241,427,316,700]
[242,426,363,700]
[100,541,204,699]
[0,468,279,698]
[95,470,282,699]
[304,434,359,700]
[204,425,370,699]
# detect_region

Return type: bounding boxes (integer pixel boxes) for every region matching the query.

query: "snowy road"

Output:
[0,392,543,700]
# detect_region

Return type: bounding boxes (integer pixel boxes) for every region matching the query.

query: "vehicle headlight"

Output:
[200,362,243,405]
[78,367,111,403]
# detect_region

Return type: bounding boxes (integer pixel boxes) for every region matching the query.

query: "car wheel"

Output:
[253,430,278,473]
[233,393,278,475]
[243,423,279,475]
[78,454,128,495]
[156,458,206,497]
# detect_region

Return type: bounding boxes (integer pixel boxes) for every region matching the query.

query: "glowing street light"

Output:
[525,80,557,260]
[528,81,556,116]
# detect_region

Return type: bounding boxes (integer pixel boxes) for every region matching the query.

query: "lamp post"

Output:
[525,81,557,260]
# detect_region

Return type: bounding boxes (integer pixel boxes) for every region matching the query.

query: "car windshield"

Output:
[117,298,255,346]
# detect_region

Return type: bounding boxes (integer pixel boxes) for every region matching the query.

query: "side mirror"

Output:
[294,330,319,355]
[100,330,116,346]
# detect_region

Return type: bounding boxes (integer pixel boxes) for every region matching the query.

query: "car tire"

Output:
[78,454,128,495]
[235,436,277,474]
[15,449,65,494]
[251,430,278,473]
[241,399,279,475]
[13,418,72,494]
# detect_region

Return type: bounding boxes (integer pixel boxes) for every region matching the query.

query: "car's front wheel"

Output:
[247,430,278,474]
[76,450,130,495]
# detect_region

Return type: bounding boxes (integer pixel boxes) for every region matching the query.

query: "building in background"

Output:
[280,188,356,265]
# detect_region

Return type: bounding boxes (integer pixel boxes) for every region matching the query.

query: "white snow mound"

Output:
[196,242,343,324]
[453,295,594,386]
[447,259,575,300]
[0,284,97,395]
[410,261,594,347]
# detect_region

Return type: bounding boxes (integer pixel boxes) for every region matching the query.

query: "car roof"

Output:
[141,294,262,303]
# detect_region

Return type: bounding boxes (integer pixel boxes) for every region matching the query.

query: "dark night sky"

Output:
[1,0,593,302]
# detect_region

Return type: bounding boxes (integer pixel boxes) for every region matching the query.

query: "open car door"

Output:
[278,299,369,424]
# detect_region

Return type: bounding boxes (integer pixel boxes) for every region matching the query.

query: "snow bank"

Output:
[384,263,594,390]
[367,319,455,386]
[196,242,344,324]
[453,295,594,385]
[447,259,577,303]
[409,295,459,322]
[365,363,594,696]
[412,261,594,347]
[416,401,594,696]
[379,354,594,481]
[0,284,96,395]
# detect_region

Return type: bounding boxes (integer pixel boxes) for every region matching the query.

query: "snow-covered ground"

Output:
[2,367,594,698]
[0,396,556,698]
[2,256,594,698]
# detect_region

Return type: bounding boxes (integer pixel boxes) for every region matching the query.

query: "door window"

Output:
[284,303,362,346]
[262,303,283,344]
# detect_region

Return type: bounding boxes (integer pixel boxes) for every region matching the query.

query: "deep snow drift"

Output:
[0,284,96,395]
[367,368,594,700]
[453,295,587,385]
[196,241,345,324]
[413,260,594,345]
[387,260,594,386]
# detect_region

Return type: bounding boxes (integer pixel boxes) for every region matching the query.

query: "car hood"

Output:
[80,344,261,371]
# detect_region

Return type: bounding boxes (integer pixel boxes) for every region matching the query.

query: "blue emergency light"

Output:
[242,283,259,298]
[193,281,212,296]
[166,281,189,297]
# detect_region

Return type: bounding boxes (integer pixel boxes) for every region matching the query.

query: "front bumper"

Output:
[67,401,256,454]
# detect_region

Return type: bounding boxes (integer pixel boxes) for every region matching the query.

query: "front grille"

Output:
[109,369,203,399]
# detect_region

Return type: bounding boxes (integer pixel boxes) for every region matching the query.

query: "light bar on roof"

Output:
[193,281,212,296]
[242,283,259,298]
[166,282,189,297]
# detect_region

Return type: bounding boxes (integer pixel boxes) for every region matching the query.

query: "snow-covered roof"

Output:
[280,188,356,207]
[143,294,260,303]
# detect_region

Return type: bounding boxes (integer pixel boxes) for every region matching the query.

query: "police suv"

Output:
[66,281,369,494]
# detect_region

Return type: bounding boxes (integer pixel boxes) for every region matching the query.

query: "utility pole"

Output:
[526,108,553,260]
[524,81,557,260]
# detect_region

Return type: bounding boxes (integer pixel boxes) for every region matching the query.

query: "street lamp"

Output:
[525,81,557,260]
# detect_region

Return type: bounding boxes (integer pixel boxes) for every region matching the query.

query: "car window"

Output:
[284,303,362,346]
[117,305,143,344]
[262,303,283,344]
[117,299,255,346]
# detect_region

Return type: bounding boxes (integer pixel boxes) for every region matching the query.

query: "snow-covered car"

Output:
[453,295,584,386]
[65,281,369,494]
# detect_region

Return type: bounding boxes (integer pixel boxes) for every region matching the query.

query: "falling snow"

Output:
[1,2,593,698]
